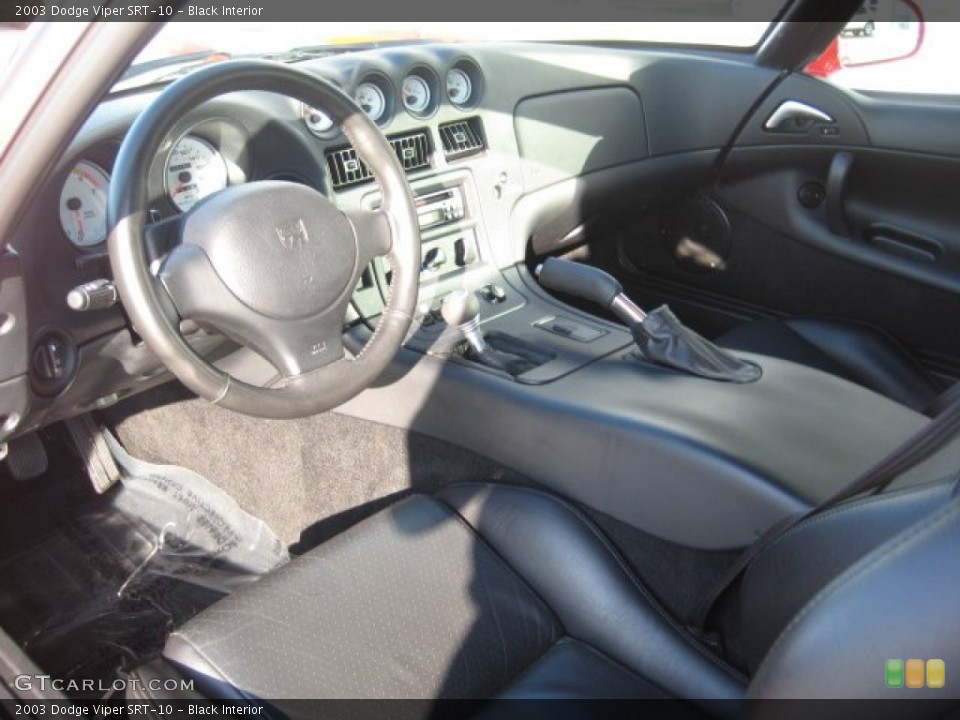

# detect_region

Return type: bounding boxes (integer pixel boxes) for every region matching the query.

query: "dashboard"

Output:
[53,53,488,251]
[0,41,776,439]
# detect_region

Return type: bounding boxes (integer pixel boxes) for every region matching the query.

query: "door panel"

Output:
[597,71,960,381]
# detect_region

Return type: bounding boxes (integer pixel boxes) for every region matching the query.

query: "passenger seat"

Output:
[718,318,942,414]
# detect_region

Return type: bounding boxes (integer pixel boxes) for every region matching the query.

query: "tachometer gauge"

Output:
[165,135,228,213]
[402,75,432,115]
[59,161,110,248]
[446,68,473,107]
[354,82,387,123]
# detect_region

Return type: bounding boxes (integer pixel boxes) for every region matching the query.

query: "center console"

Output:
[339,172,960,552]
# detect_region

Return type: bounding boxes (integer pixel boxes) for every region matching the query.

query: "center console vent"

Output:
[439,118,485,160]
[326,130,431,189]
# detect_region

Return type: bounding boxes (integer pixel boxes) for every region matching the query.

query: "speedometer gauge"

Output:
[165,135,228,213]
[354,82,387,123]
[59,161,110,248]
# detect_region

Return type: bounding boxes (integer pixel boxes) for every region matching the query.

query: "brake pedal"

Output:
[4,431,49,481]
[64,415,121,493]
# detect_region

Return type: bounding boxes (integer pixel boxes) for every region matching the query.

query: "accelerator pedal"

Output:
[64,414,121,494]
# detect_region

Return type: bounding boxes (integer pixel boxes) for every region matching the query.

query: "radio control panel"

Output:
[414,187,466,232]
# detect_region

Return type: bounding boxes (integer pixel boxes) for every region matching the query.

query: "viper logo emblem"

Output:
[275,218,309,251]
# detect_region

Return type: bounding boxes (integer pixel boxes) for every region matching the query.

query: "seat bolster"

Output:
[436,484,746,707]
[163,634,252,701]
[495,637,675,701]
[746,496,960,703]
[729,478,958,674]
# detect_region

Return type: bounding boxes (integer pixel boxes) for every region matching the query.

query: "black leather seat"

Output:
[135,480,960,710]
[719,318,941,413]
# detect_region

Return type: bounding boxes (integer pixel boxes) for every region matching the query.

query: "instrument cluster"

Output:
[303,56,484,138]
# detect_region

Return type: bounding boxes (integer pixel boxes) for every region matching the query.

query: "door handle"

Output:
[764,100,835,132]
[826,151,855,237]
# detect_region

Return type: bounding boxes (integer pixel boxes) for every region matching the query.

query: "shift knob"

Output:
[441,290,486,352]
[440,290,479,327]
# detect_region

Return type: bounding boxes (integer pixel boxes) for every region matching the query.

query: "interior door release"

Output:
[764,100,834,132]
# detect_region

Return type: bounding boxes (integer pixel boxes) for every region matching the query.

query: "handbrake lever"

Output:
[536,258,761,383]
[535,257,647,326]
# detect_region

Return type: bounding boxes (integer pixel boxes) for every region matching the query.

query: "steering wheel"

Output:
[107,60,420,419]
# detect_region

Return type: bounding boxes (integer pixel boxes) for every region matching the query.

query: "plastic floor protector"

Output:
[103,430,289,594]
[0,430,288,697]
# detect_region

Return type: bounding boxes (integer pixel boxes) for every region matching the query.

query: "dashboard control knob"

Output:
[32,338,67,381]
[481,284,507,304]
[454,237,477,267]
[421,247,447,273]
[29,329,79,398]
[67,279,118,312]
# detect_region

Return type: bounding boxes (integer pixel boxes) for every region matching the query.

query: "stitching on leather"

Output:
[755,497,960,682]
[338,117,410,365]
[438,483,748,686]
[545,490,750,685]
[742,475,959,588]
[432,493,566,641]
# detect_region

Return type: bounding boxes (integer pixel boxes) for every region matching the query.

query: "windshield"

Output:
[136,21,772,66]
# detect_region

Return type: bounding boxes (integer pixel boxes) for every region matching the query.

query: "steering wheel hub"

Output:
[182,181,357,320]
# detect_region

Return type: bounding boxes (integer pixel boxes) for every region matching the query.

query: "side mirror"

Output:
[807,0,924,77]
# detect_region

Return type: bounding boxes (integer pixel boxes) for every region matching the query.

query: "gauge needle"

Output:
[73,211,85,242]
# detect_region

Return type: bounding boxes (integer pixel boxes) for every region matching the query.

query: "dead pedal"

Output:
[3,431,49,481]
[64,415,121,494]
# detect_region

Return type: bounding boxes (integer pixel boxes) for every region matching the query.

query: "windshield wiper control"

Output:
[535,258,761,383]
[441,290,539,377]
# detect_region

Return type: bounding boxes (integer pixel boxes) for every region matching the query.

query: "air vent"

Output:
[391,132,431,172]
[439,118,485,159]
[326,131,431,189]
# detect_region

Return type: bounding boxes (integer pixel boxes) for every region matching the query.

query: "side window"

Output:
[806,1,958,96]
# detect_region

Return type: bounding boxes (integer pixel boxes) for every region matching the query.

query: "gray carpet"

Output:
[102,383,527,550]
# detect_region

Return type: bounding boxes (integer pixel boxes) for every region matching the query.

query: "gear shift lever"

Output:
[536,258,761,383]
[440,290,541,377]
[441,290,487,353]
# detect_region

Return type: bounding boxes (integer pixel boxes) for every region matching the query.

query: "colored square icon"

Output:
[906,659,925,688]
[927,660,945,689]
[886,659,904,688]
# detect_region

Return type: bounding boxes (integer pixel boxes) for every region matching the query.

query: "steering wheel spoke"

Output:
[143,213,185,268]
[347,209,393,268]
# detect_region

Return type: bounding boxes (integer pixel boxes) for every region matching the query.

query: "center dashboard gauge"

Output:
[59,161,110,248]
[165,135,228,213]
[401,75,432,115]
[354,82,387,123]
[446,68,473,107]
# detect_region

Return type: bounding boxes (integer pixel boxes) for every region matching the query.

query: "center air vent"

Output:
[326,131,431,189]
[439,118,485,160]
